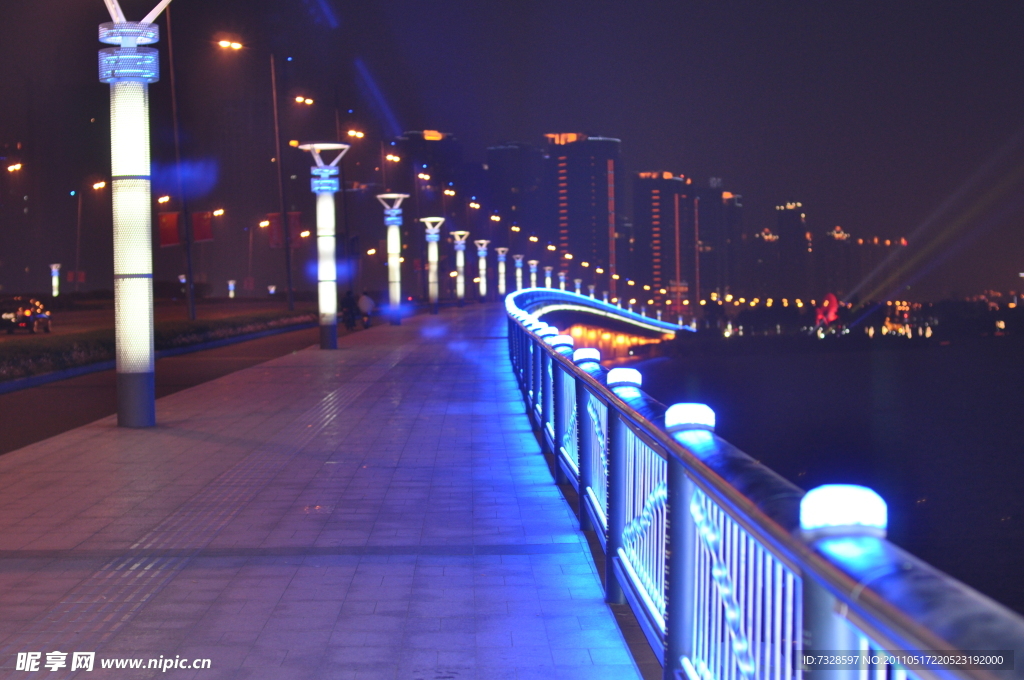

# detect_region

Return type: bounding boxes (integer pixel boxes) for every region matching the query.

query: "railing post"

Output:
[664,402,718,680]
[542,351,553,447]
[665,460,696,679]
[801,485,888,680]
[605,408,627,604]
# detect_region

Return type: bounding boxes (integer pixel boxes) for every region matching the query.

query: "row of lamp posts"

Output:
[98,0,573,428]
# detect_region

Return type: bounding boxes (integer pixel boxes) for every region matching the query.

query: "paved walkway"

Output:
[0,304,641,680]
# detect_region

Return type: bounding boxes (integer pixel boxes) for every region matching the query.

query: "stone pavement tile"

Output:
[0,305,642,679]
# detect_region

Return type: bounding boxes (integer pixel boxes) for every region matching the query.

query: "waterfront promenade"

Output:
[0,304,640,679]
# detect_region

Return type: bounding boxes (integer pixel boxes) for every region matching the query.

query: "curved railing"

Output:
[505,289,1024,680]
[510,287,688,336]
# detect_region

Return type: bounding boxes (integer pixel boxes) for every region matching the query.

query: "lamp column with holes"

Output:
[528,260,538,288]
[495,248,508,296]
[543,266,553,288]
[50,264,61,297]
[558,271,566,291]
[420,217,443,313]
[475,240,489,301]
[99,0,173,428]
[451,231,470,306]
[514,255,524,291]
[377,193,409,324]
[300,142,349,348]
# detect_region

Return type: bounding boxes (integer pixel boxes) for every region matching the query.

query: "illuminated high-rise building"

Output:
[541,133,621,294]
[775,201,811,298]
[632,172,687,294]
[484,142,544,252]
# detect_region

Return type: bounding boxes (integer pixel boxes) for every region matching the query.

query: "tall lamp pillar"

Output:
[475,240,489,301]
[300,142,349,349]
[50,264,61,297]
[495,247,508,296]
[558,271,566,291]
[99,3,170,428]
[377,193,409,325]
[544,266,553,288]
[528,260,539,288]
[514,254,524,291]
[452,230,470,305]
[574,278,582,295]
[420,217,444,313]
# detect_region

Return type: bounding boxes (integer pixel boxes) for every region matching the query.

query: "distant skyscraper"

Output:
[775,202,811,298]
[632,172,687,294]
[485,142,544,250]
[392,130,463,193]
[542,133,621,295]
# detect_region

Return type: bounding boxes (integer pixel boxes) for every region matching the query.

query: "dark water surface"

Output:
[629,337,1024,614]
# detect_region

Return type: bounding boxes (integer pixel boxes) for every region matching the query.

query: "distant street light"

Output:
[7,163,22,172]
[528,260,538,288]
[99,0,174,428]
[377,193,409,324]
[495,247,508,296]
[514,254,524,291]
[50,264,61,297]
[420,217,444,313]
[475,240,489,300]
[73,180,108,293]
[452,231,470,305]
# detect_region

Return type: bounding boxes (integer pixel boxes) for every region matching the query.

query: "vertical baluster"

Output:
[663,456,696,680]
[552,361,568,483]
[576,384,594,532]
[606,409,627,604]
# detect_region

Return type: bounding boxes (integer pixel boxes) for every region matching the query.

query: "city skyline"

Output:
[2,0,1024,300]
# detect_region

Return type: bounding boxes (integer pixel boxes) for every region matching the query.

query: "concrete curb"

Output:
[0,322,317,396]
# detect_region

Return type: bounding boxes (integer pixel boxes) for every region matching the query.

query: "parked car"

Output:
[0,297,51,334]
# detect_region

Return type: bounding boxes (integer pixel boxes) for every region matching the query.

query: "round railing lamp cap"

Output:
[665,403,716,432]
[573,348,601,363]
[606,367,642,387]
[800,484,888,540]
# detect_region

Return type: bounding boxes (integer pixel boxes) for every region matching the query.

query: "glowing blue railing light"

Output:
[547,334,574,349]
[573,348,601,363]
[536,327,559,339]
[664,403,716,432]
[607,367,642,387]
[800,484,888,539]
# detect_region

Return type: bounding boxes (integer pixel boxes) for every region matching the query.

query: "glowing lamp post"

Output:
[528,260,539,288]
[588,284,595,298]
[420,217,443,313]
[50,264,61,297]
[558,271,566,291]
[377,193,409,324]
[300,142,350,348]
[227,280,236,298]
[495,247,508,296]
[543,266,553,288]
[452,230,470,305]
[514,255,524,291]
[474,240,489,300]
[99,0,174,428]
[574,278,582,295]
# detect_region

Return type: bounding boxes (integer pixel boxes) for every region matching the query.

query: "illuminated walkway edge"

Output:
[0,304,641,679]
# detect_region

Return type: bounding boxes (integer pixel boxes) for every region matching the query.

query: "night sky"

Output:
[2,0,1024,299]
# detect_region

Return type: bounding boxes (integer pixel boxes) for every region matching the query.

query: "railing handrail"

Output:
[505,288,1024,680]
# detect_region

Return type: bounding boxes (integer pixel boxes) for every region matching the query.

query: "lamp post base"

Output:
[319,324,338,350]
[117,371,156,428]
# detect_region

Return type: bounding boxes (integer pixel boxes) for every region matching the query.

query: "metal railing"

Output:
[505,289,1024,680]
